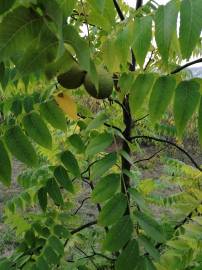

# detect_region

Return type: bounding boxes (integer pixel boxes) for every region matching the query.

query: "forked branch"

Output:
[130,135,202,171]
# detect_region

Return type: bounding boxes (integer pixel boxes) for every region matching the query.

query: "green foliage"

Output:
[132,16,152,68]
[22,112,52,149]
[0,139,11,186]
[4,125,38,167]
[174,80,200,137]
[102,215,133,252]
[149,76,176,123]
[39,100,67,132]
[179,0,202,59]
[155,0,178,62]
[0,0,201,269]
[115,240,139,270]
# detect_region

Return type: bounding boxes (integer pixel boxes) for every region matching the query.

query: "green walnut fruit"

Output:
[57,63,86,89]
[84,69,113,99]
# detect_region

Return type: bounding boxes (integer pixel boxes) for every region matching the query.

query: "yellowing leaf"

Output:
[54,91,78,120]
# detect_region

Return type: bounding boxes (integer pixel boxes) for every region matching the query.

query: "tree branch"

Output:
[72,197,90,215]
[78,113,123,134]
[133,147,166,164]
[70,220,97,235]
[113,0,125,21]
[170,58,202,75]
[130,135,202,171]
[136,0,143,10]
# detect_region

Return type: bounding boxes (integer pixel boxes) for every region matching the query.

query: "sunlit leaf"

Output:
[174,80,200,137]
[129,73,156,116]
[132,16,152,68]
[179,0,202,59]
[149,76,176,123]
[155,0,178,62]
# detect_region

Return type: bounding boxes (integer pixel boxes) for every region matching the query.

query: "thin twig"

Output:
[72,197,90,215]
[71,220,97,235]
[170,58,202,75]
[133,147,166,164]
[91,246,115,262]
[78,113,123,134]
[130,135,202,171]
[108,98,129,116]
[144,50,154,71]
[134,114,149,123]
[113,0,125,21]
[75,246,97,268]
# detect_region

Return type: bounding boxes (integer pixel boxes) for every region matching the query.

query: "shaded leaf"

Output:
[92,174,120,203]
[115,239,139,270]
[98,193,127,226]
[11,97,22,116]
[0,0,15,15]
[48,235,64,256]
[38,187,47,212]
[40,100,67,131]
[61,150,80,177]
[44,246,59,265]
[54,165,74,193]
[134,211,166,243]
[46,178,64,206]
[18,25,58,76]
[0,139,11,186]
[23,96,34,113]
[86,132,113,156]
[138,235,160,260]
[0,7,43,61]
[103,215,133,252]
[36,256,50,270]
[4,125,38,167]
[68,134,85,153]
[53,224,70,238]
[91,153,117,180]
